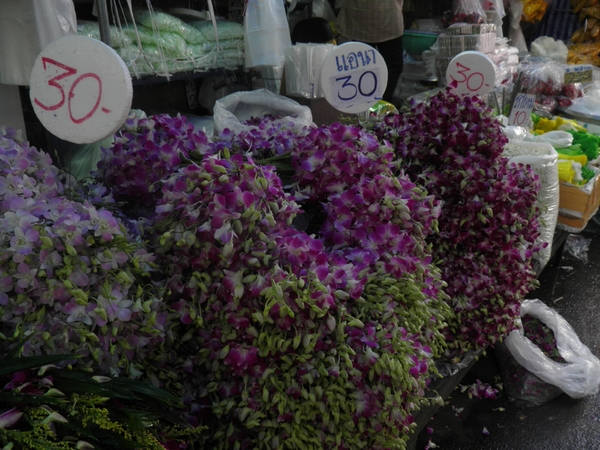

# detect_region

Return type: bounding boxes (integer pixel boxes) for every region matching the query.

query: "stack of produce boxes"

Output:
[558,174,600,231]
[435,22,496,83]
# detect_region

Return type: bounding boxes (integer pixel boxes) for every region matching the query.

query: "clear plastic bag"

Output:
[191,20,244,42]
[530,36,568,64]
[502,299,600,401]
[154,31,187,58]
[134,10,205,44]
[121,24,159,46]
[517,57,565,115]
[508,0,528,54]
[495,339,564,407]
[564,233,592,264]
[244,0,292,68]
[78,22,134,48]
[213,89,314,136]
[448,0,486,25]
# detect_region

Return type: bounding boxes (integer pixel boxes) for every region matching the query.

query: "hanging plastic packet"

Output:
[446,0,486,26]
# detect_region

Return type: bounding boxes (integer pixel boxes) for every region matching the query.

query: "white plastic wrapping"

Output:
[508,0,527,55]
[213,89,314,136]
[524,130,574,148]
[0,0,77,85]
[503,141,559,269]
[501,125,528,141]
[530,36,569,65]
[563,85,600,119]
[243,0,291,68]
[482,0,506,37]
[505,299,600,399]
[283,44,336,99]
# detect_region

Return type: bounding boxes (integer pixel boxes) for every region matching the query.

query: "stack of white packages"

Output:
[434,23,497,84]
[78,6,245,78]
[502,141,559,270]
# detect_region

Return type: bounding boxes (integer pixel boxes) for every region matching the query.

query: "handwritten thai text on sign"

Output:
[564,65,593,84]
[508,93,536,127]
[321,42,388,114]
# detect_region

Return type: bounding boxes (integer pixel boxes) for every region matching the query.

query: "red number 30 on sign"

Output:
[33,57,108,125]
[449,62,488,93]
[446,52,496,97]
[29,35,132,144]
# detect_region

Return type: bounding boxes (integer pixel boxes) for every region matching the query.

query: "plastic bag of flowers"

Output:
[495,299,600,407]
[212,88,314,136]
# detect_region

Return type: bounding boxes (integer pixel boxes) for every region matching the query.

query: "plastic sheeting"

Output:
[503,140,560,270]
[0,0,77,85]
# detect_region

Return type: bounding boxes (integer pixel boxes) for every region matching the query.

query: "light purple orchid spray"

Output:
[290,122,397,202]
[0,129,167,376]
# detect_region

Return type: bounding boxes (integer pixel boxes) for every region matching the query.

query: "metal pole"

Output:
[96,0,112,47]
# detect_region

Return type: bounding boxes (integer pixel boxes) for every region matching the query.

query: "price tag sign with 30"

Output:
[29,35,133,144]
[446,51,496,97]
[320,42,388,114]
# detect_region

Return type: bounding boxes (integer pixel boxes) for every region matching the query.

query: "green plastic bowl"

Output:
[403,30,438,56]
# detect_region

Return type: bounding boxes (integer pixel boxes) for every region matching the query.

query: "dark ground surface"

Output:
[413,217,600,450]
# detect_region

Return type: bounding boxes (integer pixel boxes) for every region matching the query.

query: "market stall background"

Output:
[2,0,600,449]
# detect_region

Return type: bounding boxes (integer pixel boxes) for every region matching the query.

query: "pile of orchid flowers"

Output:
[136,120,452,448]
[365,88,543,355]
[0,86,543,450]
[0,128,166,377]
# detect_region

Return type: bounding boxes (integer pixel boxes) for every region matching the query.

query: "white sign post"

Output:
[508,93,536,127]
[29,35,133,144]
[446,51,496,97]
[320,42,388,114]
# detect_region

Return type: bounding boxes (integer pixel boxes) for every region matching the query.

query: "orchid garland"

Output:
[522,315,565,363]
[85,113,452,447]
[290,122,397,202]
[213,113,307,161]
[0,88,547,450]
[93,112,212,212]
[364,87,543,355]
[139,149,450,449]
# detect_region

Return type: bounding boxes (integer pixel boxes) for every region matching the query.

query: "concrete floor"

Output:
[413,217,600,450]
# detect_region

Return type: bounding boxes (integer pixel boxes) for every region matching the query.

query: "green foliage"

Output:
[0,355,202,450]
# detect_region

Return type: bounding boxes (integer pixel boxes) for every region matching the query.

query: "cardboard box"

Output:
[557,174,600,231]
[556,212,598,231]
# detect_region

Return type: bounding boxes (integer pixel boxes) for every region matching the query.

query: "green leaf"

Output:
[0,354,79,377]
[107,378,180,405]
[0,391,67,405]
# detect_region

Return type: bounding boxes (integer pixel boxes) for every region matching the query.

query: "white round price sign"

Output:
[320,42,388,114]
[29,35,133,144]
[446,51,496,97]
